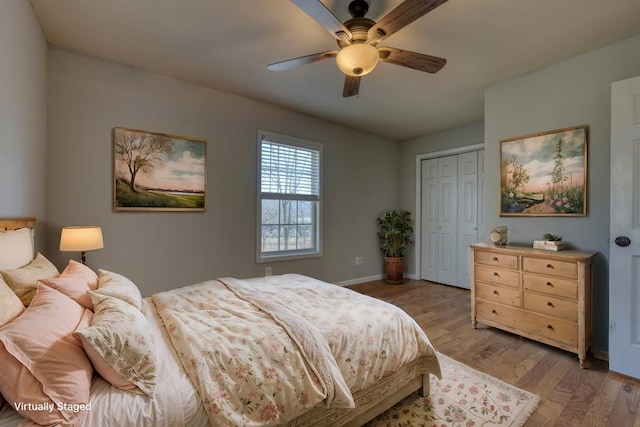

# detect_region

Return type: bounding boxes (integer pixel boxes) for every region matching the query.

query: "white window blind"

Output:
[257,131,322,261]
[260,140,320,200]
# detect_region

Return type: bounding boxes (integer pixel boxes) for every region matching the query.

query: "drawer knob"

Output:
[546,282,552,287]
[547,324,554,330]
[492,309,497,314]
[492,257,498,261]
[493,272,499,276]
[547,301,554,307]
[493,290,499,295]
[546,264,553,268]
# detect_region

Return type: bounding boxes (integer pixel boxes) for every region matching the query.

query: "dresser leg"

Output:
[579,356,586,369]
[472,320,477,329]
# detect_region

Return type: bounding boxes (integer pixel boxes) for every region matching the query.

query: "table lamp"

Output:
[59,226,104,264]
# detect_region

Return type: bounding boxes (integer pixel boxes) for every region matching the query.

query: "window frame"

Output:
[256,130,323,263]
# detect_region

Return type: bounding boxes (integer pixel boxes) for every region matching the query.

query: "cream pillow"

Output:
[76,292,156,397]
[0,276,24,327]
[0,228,33,270]
[40,260,98,310]
[94,269,143,310]
[0,253,59,306]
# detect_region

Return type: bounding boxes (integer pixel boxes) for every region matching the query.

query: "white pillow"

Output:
[94,269,143,311]
[0,228,34,269]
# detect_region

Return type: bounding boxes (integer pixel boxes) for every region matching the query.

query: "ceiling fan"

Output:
[268,0,448,97]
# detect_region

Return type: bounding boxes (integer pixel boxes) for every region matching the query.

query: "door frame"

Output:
[414,144,484,280]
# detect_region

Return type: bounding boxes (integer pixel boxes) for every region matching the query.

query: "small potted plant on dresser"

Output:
[377,210,413,284]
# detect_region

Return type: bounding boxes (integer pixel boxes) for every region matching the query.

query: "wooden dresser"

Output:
[470,243,596,367]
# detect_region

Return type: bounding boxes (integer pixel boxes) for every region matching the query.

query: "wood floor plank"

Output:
[608,379,640,427]
[347,279,640,426]
[583,376,623,426]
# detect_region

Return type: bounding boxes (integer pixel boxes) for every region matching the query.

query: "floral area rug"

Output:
[366,353,540,427]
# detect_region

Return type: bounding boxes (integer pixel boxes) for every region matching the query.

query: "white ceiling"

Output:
[30,0,640,141]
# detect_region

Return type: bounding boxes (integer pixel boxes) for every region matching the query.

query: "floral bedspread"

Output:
[152,277,354,427]
[239,275,441,391]
[152,274,441,426]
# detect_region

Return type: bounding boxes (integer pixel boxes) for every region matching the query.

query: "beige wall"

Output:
[44,48,399,295]
[0,0,48,248]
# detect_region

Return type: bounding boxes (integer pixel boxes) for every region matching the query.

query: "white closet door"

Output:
[421,150,483,287]
[436,156,458,286]
[456,151,478,289]
[421,158,439,281]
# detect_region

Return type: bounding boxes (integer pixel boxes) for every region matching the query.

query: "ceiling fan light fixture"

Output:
[336,43,379,77]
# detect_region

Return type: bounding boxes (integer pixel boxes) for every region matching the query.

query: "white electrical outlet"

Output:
[355,256,365,265]
[265,267,272,276]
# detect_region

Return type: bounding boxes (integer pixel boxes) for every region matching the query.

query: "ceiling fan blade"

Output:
[268,51,338,72]
[291,0,352,41]
[368,0,448,43]
[343,75,361,97]
[379,47,446,73]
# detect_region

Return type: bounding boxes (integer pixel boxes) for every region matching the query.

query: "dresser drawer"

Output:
[517,311,578,348]
[523,292,578,322]
[476,282,520,307]
[475,250,518,270]
[522,257,577,279]
[522,273,577,299]
[475,265,520,288]
[476,300,578,348]
[475,300,519,329]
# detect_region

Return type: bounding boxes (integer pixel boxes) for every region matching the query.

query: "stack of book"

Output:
[533,240,564,251]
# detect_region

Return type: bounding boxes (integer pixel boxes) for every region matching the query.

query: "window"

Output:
[257,131,322,262]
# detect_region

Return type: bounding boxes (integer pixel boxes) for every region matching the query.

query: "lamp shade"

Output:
[60,226,104,252]
[336,43,380,77]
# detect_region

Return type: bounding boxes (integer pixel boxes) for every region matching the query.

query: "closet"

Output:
[420,150,483,288]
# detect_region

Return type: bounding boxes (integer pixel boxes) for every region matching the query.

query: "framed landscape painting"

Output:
[500,125,587,217]
[113,127,206,211]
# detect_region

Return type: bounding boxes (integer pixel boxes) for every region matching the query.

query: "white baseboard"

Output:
[335,274,384,287]
[335,273,421,287]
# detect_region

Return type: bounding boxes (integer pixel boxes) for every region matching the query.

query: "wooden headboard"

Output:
[0,217,37,231]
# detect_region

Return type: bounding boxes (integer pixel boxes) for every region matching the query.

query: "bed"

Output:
[0,217,441,427]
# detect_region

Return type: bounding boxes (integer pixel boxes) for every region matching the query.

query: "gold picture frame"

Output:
[113,127,206,212]
[500,125,587,217]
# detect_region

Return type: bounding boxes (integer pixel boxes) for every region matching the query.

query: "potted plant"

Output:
[377,210,413,284]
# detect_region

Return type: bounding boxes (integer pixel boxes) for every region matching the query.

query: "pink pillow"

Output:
[39,260,98,310]
[0,285,94,426]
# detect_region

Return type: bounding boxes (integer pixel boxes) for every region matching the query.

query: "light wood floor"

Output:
[348,279,640,427]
